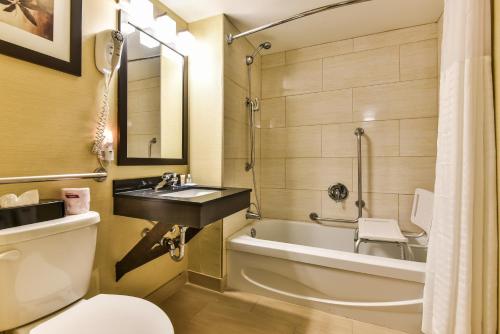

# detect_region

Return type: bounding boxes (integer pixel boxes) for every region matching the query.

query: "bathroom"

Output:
[0,0,497,333]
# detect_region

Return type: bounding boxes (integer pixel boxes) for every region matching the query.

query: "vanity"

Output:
[113,176,251,281]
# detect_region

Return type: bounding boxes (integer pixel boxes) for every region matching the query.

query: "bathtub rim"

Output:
[227,219,426,284]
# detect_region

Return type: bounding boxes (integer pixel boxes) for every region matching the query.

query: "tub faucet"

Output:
[155,172,178,192]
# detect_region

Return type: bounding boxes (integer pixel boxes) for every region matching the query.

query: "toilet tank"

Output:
[0,212,100,332]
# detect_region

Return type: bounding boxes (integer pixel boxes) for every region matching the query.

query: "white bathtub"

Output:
[227,219,426,334]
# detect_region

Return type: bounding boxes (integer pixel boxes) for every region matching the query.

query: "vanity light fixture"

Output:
[154,14,177,44]
[175,31,195,56]
[129,0,154,29]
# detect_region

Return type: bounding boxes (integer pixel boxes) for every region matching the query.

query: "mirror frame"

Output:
[117,11,188,166]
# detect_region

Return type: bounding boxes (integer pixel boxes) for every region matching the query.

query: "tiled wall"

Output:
[222,17,262,275]
[260,23,439,231]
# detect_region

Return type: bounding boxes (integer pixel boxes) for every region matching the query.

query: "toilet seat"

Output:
[30,294,174,334]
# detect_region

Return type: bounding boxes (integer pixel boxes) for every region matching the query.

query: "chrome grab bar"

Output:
[310,128,364,226]
[0,171,107,185]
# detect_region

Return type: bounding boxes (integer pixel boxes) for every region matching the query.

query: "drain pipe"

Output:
[167,226,188,262]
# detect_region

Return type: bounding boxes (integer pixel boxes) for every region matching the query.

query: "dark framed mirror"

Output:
[117,11,188,166]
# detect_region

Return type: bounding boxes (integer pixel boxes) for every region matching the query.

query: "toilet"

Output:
[0,212,174,334]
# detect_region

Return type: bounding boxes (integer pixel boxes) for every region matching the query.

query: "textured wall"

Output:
[0,0,188,297]
[260,23,439,232]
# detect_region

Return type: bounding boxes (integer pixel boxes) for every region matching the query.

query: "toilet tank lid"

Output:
[0,211,100,246]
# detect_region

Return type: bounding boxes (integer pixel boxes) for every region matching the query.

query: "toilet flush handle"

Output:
[0,250,21,261]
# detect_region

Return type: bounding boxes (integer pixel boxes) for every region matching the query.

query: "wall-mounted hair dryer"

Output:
[92,30,124,166]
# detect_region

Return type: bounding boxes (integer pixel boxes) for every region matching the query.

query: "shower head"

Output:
[246,41,272,65]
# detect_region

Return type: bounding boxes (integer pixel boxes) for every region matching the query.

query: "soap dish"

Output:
[0,200,65,231]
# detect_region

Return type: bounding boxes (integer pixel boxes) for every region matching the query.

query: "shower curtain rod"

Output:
[226,0,374,44]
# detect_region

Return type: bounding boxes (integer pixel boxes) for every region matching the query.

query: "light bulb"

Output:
[104,129,114,145]
[154,15,176,44]
[175,31,195,56]
[129,0,154,28]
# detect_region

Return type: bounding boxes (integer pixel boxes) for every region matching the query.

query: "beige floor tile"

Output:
[353,320,409,334]
[286,89,353,127]
[252,295,352,334]
[323,46,399,90]
[159,284,407,334]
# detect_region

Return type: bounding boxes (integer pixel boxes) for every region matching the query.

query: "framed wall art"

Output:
[0,0,82,76]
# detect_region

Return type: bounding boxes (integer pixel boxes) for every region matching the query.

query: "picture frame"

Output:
[0,0,82,76]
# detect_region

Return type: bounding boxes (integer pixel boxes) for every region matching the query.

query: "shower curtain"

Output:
[422,0,498,333]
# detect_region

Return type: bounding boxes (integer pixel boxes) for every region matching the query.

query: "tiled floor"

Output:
[159,284,408,334]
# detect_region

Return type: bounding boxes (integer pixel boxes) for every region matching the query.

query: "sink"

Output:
[159,189,219,199]
[112,177,251,229]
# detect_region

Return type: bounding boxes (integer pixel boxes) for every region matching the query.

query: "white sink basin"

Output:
[160,189,219,199]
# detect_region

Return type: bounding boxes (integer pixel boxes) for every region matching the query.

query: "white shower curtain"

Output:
[422,0,498,333]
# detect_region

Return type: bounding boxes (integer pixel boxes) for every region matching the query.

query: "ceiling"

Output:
[160,0,443,53]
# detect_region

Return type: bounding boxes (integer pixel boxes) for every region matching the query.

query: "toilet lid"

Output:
[30,294,174,334]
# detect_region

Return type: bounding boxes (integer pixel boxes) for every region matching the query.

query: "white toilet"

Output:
[0,212,174,334]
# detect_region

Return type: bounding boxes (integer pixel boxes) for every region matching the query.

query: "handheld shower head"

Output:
[246,41,272,65]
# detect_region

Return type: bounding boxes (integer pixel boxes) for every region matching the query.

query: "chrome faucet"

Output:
[154,172,178,192]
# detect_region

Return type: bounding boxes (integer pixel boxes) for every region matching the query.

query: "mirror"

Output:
[118,12,187,165]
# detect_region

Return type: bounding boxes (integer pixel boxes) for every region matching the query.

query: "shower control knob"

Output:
[328,183,349,202]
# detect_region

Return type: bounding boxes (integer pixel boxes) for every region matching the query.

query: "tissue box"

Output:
[0,200,65,231]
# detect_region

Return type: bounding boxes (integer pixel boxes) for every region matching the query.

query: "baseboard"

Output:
[188,270,226,292]
[145,271,188,305]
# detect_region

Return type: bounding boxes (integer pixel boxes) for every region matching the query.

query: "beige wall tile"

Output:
[323,46,399,90]
[322,192,399,220]
[398,194,424,233]
[322,120,399,157]
[286,126,322,158]
[261,158,286,188]
[400,117,438,156]
[223,158,255,188]
[286,158,353,190]
[353,23,438,52]
[285,39,353,64]
[262,52,285,69]
[128,111,161,135]
[262,60,322,98]
[286,89,352,127]
[261,97,286,128]
[224,77,247,124]
[353,79,438,121]
[261,188,321,221]
[225,118,248,159]
[400,39,438,81]
[354,157,436,194]
[261,128,287,158]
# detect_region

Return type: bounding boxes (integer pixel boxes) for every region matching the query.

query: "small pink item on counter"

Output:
[61,188,90,215]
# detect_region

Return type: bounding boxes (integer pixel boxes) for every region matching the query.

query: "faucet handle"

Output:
[161,172,175,180]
